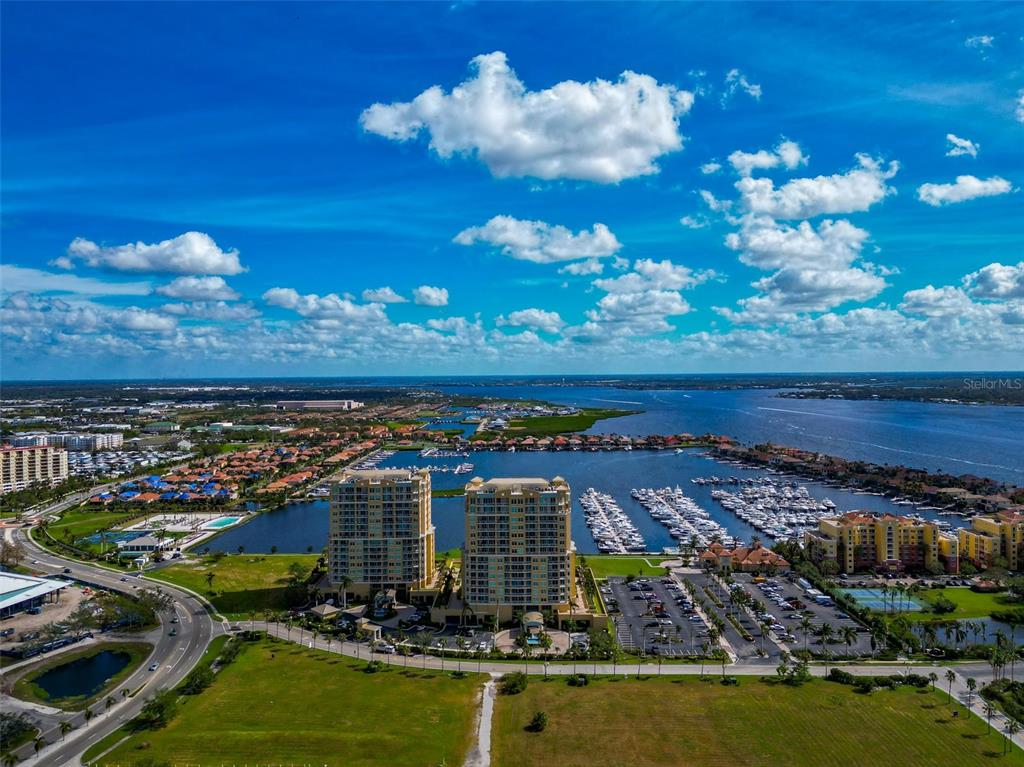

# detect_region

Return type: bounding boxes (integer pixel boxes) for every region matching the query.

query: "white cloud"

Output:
[965,35,994,49]
[594,258,714,294]
[680,215,709,229]
[736,154,898,219]
[496,308,565,334]
[723,68,761,104]
[63,232,245,275]
[699,189,732,213]
[362,286,408,303]
[154,275,239,301]
[917,175,1013,206]
[700,161,722,175]
[963,261,1024,299]
[160,301,260,321]
[728,140,807,176]
[262,287,389,323]
[1016,90,1024,123]
[0,264,151,296]
[725,217,869,271]
[559,259,605,276]
[945,133,979,158]
[413,285,449,307]
[900,285,974,317]
[360,51,693,183]
[112,307,179,332]
[454,215,622,264]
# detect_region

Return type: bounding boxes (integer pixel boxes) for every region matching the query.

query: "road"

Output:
[2,524,218,766]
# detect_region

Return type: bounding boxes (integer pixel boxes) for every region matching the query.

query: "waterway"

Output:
[203,448,969,556]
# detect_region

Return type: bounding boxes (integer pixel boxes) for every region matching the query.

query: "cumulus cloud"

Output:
[700,161,722,175]
[736,154,898,219]
[680,215,709,229]
[963,261,1024,299]
[0,264,151,296]
[362,286,407,303]
[496,308,565,334]
[62,232,245,275]
[699,190,733,213]
[262,287,389,323]
[725,217,870,271]
[154,276,239,301]
[1017,90,1024,123]
[594,258,715,294]
[900,285,975,317]
[160,301,260,321]
[722,68,761,104]
[360,51,693,183]
[728,140,807,176]
[559,259,605,276]
[945,133,979,158]
[917,175,1013,206]
[413,285,449,306]
[454,215,622,264]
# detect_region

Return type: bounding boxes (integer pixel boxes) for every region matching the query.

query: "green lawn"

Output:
[492,676,1023,767]
[583,556,671,579]
[148,554,318,618]
[472,408,636,439]
[46,510,140,541]
[99,639,483,767]
[11,642,153,711]
[906,587,1014,623]
[432,487,466,498]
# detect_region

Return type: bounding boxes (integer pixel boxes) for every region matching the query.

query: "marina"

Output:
[632,486,733,549]
[580,488,646,553]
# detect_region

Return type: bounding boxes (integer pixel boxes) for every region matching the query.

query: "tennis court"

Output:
[840,588,925,612]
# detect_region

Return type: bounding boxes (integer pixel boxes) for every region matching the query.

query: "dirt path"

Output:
[463,674,498,767]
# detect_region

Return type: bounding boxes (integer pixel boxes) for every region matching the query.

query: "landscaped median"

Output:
[89,637,483,767]
[491,673,1024,767]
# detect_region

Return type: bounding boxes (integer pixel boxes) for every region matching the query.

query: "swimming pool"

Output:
[203,516,241,530]
[839,588,924,612]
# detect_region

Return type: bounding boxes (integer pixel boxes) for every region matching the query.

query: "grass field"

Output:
[46,510,139,543]
[99,639,483,767]
[907,587,1014,623]
[472,408,636,439]
[583,556,671,579]
[492,676,1023,767]
[148,554,318,618]
[11,642,153,711]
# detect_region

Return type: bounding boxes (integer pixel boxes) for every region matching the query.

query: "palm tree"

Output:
[59,721,72,740]
[455,637,468,673]
[105,696,115,715]
[965,677,977,710]
[33,738,44,757]
[841,625,857,658]
[759,620,772,655]
[1005,720,1020,756]
[820,623,835,651]
[985,702,997,733]
[205,571,216,591]
[799,616,813,653]
[339,575,352,609]
[84,708,94,725]
[2,751,16,767]
[928,671,938,692]
[945,669,957,706]
[699,642,708,678]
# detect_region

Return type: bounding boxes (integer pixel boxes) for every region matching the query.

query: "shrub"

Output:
[905,673,930,688]
[720,676,739,686]
[853,679,875,694]
[827,669,855,685]
[931,596,957,614]
[364,660,384,673]
[179,665,214,695]
[567,673,589,687]
[500,672,528,695]
[527,711,548,732]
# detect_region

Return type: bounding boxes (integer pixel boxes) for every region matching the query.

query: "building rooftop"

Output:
[339,468,427,481]
[0,572,67,611]
[466,476,569,493]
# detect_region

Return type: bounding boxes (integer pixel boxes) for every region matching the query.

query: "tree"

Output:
[944,669,956,706]
[1005,719,1020,756]
[965,677,977,710]
[527,711,548,733]
[985,702,997,734]
[841,625,858,658]
[33,738,44,757]
[339,575,352,609]
[205,571,216,591]
[59,721,72,740]
[799,616,813,653]
[105,696,116,715]
[928,672,938,692]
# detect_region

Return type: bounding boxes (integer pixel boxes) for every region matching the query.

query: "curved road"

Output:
[3,525,218,766]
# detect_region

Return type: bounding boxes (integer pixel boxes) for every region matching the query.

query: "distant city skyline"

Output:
[2,3,1022,379]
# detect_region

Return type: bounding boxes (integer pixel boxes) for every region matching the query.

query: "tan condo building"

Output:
[958,510,1024,570]
[328,468,435,600]
[804,512,959,574]
[0,445,69,494]
[462,476,575,622]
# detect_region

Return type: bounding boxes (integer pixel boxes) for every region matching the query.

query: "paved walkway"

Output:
[464,675,498,767]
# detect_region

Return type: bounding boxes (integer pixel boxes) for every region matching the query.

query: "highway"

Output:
[2,523,218,766]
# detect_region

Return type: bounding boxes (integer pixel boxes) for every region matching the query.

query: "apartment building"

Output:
[328,468,435,600]
[0,445,69,494]
[462,476,575,622]
[958,510,1024,570]
[804,511,959,574]
[11,432,124,450]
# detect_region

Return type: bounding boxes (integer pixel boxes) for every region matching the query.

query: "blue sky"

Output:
[2,2,1022,379]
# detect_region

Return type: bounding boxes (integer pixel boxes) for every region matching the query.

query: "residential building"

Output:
[699,541,790,572]
[142,421,180,433]
[462,476,575,622]
[958,510,1024,570]
[328,468,435,600]
[804,512,959,574]
[0,445,69,494]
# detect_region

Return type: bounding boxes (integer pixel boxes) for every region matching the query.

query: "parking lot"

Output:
[604,576,710,657]
[730,573,874,657]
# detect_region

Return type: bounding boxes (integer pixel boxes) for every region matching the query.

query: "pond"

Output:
[32,649,133,701]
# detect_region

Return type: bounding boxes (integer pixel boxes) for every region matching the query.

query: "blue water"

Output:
[203,516,240,529]
[202,449,968,556]
[32,649,133,700]
[424,385,1024,484]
